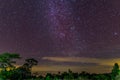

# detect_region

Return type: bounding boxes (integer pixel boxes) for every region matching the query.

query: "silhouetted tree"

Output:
[0,52,20,79]
[24,58,38,69]
[0,52,20,70]
[111,63,119,80]
[13,58,38,79]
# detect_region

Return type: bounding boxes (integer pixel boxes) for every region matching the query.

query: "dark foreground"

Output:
[0,53,119,80]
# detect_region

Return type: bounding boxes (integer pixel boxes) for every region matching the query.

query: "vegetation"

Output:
[0,52,119,80]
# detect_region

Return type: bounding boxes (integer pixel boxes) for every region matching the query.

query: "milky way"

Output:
[0,0,120,70]
[45,0,85,56]
[0,0,118,57]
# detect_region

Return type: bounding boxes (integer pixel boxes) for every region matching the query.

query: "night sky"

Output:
[0,0,120,73]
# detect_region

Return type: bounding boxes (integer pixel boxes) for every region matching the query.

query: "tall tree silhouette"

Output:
[111,63,119,80]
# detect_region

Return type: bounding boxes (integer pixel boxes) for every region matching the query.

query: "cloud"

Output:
[42,56,120,66]
[32,64,112,73]
[30,57,120,73]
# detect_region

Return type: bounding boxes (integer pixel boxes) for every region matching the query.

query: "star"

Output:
[59,33,66,39]
[113,32,118,36]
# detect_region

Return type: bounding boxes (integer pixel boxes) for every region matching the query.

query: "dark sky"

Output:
[0,0,120,73]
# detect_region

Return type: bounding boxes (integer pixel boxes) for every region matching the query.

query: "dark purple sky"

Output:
[0,0,120,73]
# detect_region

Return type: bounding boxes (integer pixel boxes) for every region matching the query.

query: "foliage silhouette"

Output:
[0,52,119,80]
[111,63,120,80]
[0,52,20,69]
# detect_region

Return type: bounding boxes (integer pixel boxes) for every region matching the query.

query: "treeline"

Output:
[0,52,119,80]
[0,52,38,80]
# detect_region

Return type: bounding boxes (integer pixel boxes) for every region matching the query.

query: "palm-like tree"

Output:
[14,58,38,79]
[24,58,38,68]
